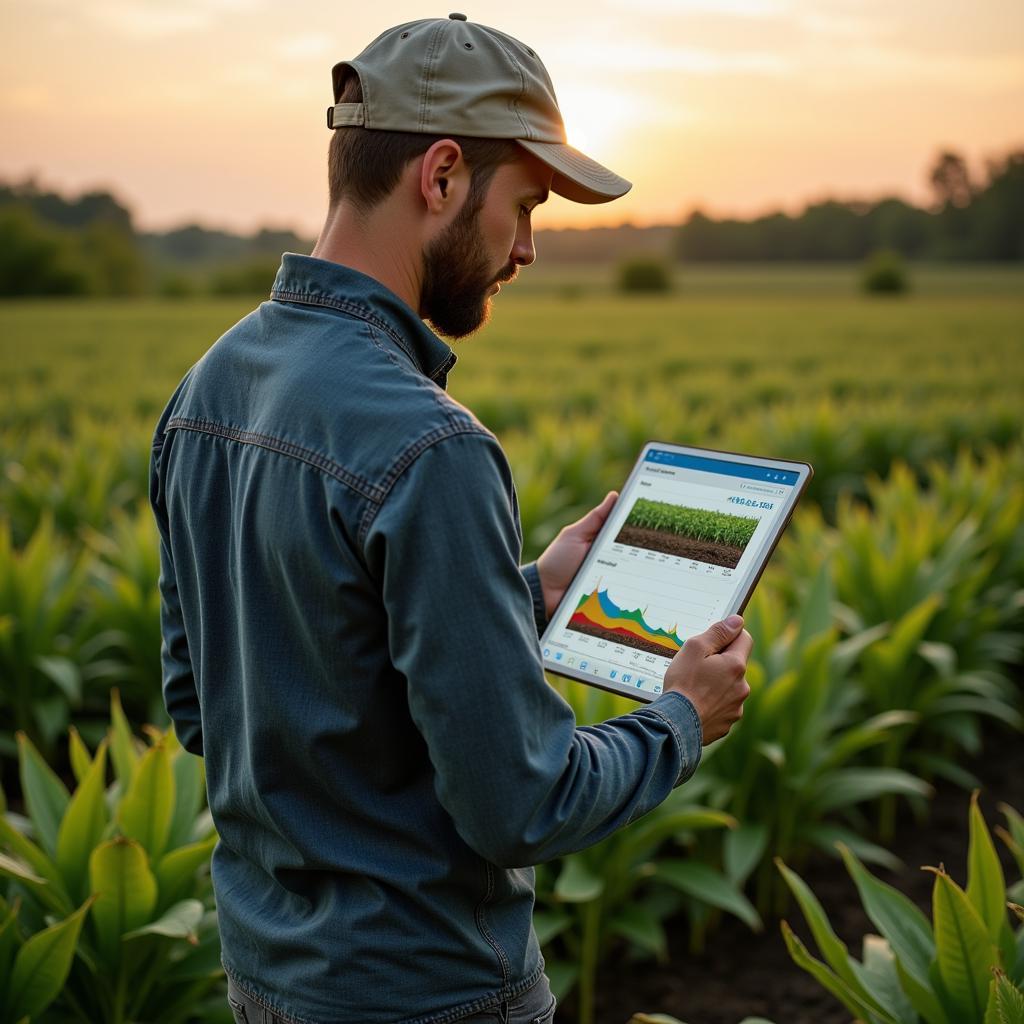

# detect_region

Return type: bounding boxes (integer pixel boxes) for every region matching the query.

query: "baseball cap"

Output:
[327,13,632,205]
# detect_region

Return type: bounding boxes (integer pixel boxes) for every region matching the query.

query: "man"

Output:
[149,14,752,1024]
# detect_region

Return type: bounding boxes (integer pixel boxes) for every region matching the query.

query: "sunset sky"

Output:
[3,0,1022,237]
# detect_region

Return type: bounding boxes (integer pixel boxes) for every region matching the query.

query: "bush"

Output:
[208,259,280,296]
[617,258,672,294]
[861,249,910,294]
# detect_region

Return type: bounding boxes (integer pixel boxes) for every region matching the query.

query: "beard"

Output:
[421,189,515,340]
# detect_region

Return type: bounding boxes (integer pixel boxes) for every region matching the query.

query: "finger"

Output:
[722,627,754,663]
[576,491,618,537]
[698,615,744,654]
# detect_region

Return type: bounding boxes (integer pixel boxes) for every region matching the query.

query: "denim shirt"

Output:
[148,253,703,1024]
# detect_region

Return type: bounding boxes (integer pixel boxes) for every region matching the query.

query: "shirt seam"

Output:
[270,286,454,383]
[164,416,386,503]
[356,424,497,548]
[639,693,703,784]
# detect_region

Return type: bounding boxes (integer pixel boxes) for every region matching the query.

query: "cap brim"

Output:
[516,139,632,205]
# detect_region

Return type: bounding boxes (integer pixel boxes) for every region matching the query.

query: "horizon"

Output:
[4,0,1022,238]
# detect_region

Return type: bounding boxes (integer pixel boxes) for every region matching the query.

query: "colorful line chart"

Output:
[567,583,685,657]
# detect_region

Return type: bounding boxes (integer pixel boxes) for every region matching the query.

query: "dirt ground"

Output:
[615,525,747,570]
[555,717,1024,1024]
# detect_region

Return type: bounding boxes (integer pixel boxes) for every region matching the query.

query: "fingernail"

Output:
[725,614,743,628]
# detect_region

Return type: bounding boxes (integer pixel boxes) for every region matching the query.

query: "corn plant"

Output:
[776,794,1024,1024]
[697,562,933,917]
[78,502,167,728]
[0,691,228,1024]
[0,514,89,761]
[539,680,760,1024]
[624,498,758,548]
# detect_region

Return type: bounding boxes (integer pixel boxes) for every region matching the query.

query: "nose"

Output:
[510,217,536,267]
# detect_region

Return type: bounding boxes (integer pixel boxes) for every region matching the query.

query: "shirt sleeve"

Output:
[149,433,204,758]
[519,561,549,638]
[362,429,702,868]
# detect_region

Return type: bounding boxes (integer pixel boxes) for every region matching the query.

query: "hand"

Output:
[664,615,753,745]
[535,491,618,620]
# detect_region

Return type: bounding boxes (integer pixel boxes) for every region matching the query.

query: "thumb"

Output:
[698,614,744,654]
[575,491,618,537]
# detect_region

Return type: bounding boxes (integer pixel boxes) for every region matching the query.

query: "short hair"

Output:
[327,71,524,214]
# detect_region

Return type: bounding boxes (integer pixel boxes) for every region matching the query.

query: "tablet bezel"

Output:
[538,440,814,704]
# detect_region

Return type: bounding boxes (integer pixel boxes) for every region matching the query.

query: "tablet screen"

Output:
[540,444,810,701]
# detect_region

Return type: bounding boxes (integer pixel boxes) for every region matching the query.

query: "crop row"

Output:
[624,497,759,547]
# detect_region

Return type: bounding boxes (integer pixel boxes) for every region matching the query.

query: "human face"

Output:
[421,154,552,340]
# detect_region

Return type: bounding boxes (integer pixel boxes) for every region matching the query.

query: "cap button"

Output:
[448,12,468,19]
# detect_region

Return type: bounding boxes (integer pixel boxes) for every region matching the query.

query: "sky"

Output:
[3,0,1023,237]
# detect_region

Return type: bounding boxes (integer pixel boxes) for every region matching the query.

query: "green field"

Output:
[2,263,1023,1023]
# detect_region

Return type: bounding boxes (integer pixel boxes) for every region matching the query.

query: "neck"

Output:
[311,200,423,314]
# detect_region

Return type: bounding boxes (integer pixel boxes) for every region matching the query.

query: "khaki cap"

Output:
[327,13,632,205]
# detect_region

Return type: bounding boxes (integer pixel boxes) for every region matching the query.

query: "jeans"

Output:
[226,972,557,1024]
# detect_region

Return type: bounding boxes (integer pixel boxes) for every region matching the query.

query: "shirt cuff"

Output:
[639,691,704,786]
[519,561,549,639]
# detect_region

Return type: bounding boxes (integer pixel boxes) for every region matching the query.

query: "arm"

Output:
[519,561,548,638]
[362,430,702,868]
[148,433,204,757]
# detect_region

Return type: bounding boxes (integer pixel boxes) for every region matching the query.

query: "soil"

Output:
[567,619,678,658]
[556,719,1024,1024]
[614,526,747,570]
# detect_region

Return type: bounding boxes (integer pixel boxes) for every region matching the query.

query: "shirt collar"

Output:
[269,253,458,390]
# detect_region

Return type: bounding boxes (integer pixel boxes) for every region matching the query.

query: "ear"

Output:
[419,139,469,216]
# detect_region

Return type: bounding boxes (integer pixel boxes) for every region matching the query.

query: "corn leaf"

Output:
[554,855,604,903]
[655,860,762,931]
[154,832,217,912]
[116,739,173,862]
[927,865,1000,1023]
[108,689,139,789]
[839,844,935,992]
[4,899,90,1021]
[15,731,69,858]
[607,904,668,962]
[123,897,203,943]
[774,857,871,999]
[781,921,898,1023]
[67,726,92,784]
[724,823,769,885]
[55,738,109,903]
[89,837,157,965]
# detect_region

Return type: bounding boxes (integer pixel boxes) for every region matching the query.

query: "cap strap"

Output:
[327,103,366,129]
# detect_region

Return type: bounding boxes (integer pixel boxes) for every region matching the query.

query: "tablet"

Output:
[539,442,813,703]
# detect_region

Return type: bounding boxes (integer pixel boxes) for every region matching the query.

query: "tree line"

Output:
[0,147,1020,296]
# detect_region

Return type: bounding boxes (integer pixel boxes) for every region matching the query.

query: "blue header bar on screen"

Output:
[645,450,801,485]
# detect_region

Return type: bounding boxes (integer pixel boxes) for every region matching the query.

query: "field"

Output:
[1,262,1023,1024]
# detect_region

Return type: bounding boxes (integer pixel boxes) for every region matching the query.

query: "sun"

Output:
[554,84,632,161]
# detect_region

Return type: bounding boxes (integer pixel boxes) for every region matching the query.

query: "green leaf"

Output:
[33,655,82,705]
[894,955,951,1024]
[154,832,217,911]
[108,688,139,790]
[839,844,935,993]
[56,738,109,903]
[0,810,69,903]
[15,731,70,858]
[774,858,868,999]
[856,934,919,1024]
[167,746,205,851]
[554,856,604,903]
[123,898,203,943]
[68,726,92,784]
[0,900,22,992]
[928,865,1000,1023]
[0,851,70,917]
[89,837,158,965]
[116,739,174,862]
[724,823,769,885]
[546,959,579,1003]
[4,899,91,1021]
[607,904,668,961]
[966,792,1013,967]
[655,859,762,931]
[811,767,931,813]
[780,921,897,1023]
[989,969,1024,1023]
[533,909,573,947]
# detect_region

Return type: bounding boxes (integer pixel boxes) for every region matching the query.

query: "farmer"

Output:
[148,14,752,1024]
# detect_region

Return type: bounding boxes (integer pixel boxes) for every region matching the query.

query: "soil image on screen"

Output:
[614,497,758,569]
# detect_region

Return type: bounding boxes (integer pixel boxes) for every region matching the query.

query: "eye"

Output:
[519,205,532,218]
